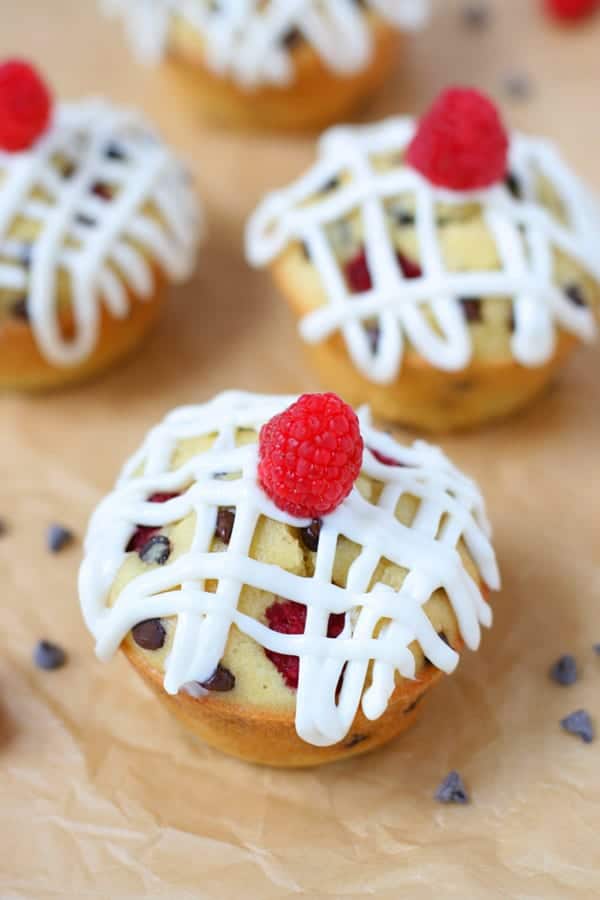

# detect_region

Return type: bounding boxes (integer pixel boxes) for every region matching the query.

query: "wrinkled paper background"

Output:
[1,1,599,897]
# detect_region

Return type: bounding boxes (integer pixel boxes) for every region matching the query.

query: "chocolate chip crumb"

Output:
[200,664,235,692]
[75,213,97,227]
[564,283,587,308]
[505,172,523,200]
[503,72,533,102]
[47,524,74,554]
[321,176,340,193]
[549,654,578,686]
[435,771,470,804]
[460,297,483,323]
[345,733,367,749]
[300,519,322,552]
[34,640,67,671]
[281,26,303,48]
[461,2,490,29]
[365,323,381,354]
[140,534,171,565]
[215,508,235,544]
[105,141,126,161]
[560,709,594,744]
[132,618,166,651]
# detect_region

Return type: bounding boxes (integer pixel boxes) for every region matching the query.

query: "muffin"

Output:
[0,59,201,391]
[100,0,430,131]
[246,87,600,430]
[79,391,500,767]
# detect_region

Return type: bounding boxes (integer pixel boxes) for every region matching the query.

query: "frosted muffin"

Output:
[246,87,600,430]
[79,391,500,767]
[0,59,201,391]
[100,0,430,131]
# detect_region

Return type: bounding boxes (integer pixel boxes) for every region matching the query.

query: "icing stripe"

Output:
[79,391,500,747]
[0,99,201,367]
[245,118,600,383]
[100,0,430,88]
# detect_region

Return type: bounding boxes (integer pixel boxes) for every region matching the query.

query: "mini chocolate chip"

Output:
[391,207,415,227]
[281,26,303,48]
[132,618,166,651]
[105,141,126,161]
[505,172,523,200]
[345,733,367,749]
[200,664,235,692]
[593,643,600,656]
[365,323,381,354]
[503,72,533,102]
[564,283,587,308]
[435,771,470,804]
[300,240,311,261]
[321,176,340,193]
[461,1,490,28]
[508,308,516,333]
[549,654,578,686]
[560,709,594,744]
[300,519,321,552]
[76,214,97,227]
[47,524,74,554]
[34,640,67,671]
[215,508,235,544]
[11,296,29,321]
[140,534,171,565]
[460,297,483,323]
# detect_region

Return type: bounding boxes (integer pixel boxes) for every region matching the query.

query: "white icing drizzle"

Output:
[79,391,500,747]
[100,0,430,88]
[246,117,600,384]
[0,99,201,367]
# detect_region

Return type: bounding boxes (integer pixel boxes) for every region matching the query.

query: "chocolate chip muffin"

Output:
[0,60,201,390]
[246,88,600,430]
[101,0,430,131]
[80,391,499,767]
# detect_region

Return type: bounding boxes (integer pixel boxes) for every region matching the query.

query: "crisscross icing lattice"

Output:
[100,0,429,87]
[80,391,499,747]
[246,118,600,384]
[0,99,200,366]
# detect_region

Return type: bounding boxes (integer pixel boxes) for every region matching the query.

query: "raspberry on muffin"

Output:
[0,59,201,391]
[79,391,500,767]
[245,87,600,430]
[100,0,431,131]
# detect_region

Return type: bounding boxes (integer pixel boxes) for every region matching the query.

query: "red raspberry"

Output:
[544,0,599,20]
[126,492,179,553]
[406,87,509,191]
[265,599,345,689]
[258,393,363,519]
[345,248,422,293]
[0,60,52,152]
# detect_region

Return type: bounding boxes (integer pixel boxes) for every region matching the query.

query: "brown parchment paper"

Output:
[1,1,599,897]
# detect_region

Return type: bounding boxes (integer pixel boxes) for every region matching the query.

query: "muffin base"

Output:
[304,329,580,431]
[0,282,166,391]
[163,20,403,132]
[121,636,458,768]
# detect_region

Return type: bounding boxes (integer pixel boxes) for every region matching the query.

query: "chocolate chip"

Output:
[564,283,587,308]
[200,664,235,692]
[439,631,451,647]
[503,72,533,102]
[281,26,303,48]
[300,519,321,552]
[300,240,311,261]
[140,534,171,565]
[593,644,600,656]
[11,296,29,321]
[105,141,126,161]
[75,214,97,227]
[435,771,470,804]
[215,508,235,544]
[132,618,166,651]
[365,323,381,354]
[461,2,490,29]
[505,172,523,200]
[508,308,516,333]
[460,297,483,323]
[34,640,67,671]
[345,733,367,749]
[321,176,340,193]
[391,206,415,227]
[560,709,594,743]
[549,654,578,686]
[47,524,74,554]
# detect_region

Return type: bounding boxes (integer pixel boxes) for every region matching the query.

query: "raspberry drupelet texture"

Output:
[265,599,345,689]
[0,59,52,152]
[258,393,363,519]
[544,0,600,21]
[406,87,509,191]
